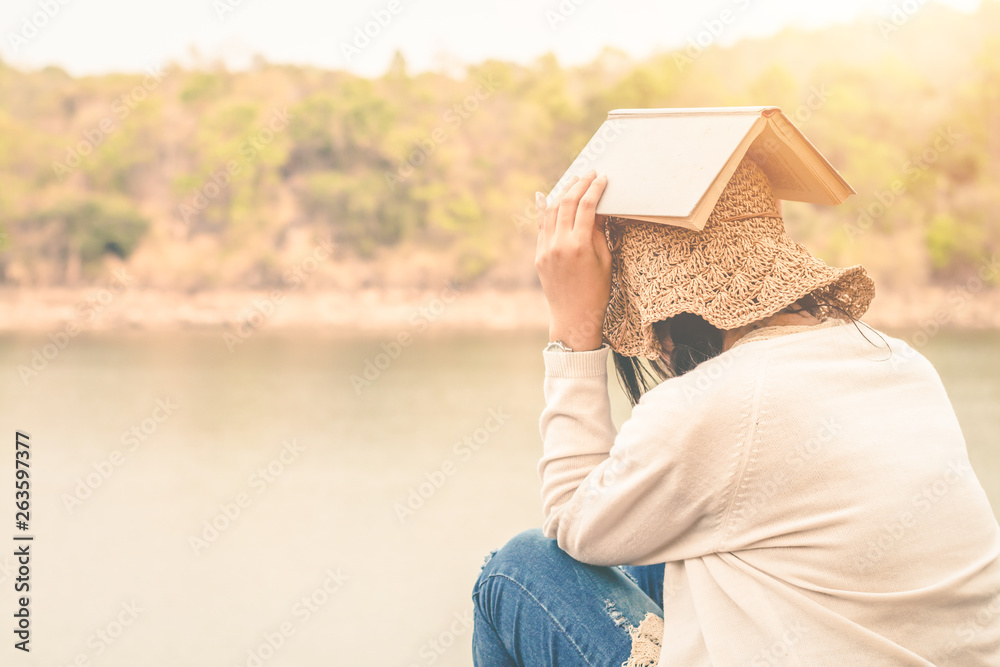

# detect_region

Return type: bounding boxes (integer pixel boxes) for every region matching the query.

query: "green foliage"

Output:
[34,196,149,263]
[300,170,417,257]
[180,72,228,104]
[926,212,987,275]
[1,2,999,287]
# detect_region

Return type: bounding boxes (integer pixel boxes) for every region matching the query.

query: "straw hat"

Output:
[602,158,876,360]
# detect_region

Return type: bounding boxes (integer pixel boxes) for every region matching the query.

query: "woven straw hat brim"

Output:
[602,159,876,360]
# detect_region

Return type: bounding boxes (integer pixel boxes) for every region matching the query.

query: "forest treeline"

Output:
[0,2,998,291]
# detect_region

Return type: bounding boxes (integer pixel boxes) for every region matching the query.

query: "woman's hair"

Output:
[611,292,889,406]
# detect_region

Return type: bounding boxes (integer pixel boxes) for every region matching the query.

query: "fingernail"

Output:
[597,172,607,181]
[535,192,546,209]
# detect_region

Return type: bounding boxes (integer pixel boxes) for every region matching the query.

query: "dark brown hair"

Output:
[611,292,888,406]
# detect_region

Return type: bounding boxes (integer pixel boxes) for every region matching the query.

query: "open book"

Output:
[545,106,855,231]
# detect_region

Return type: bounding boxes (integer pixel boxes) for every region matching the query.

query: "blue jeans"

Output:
[472,529,665,666]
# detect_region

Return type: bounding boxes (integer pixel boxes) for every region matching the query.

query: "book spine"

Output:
[606,106,779,119]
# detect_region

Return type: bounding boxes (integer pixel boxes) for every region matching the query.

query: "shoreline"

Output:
[1,286,1000,335]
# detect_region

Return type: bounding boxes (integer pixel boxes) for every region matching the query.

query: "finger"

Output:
[541,190,560,249]
[573,173,608,245]
[546,177,577,242]
[556,171,597,236]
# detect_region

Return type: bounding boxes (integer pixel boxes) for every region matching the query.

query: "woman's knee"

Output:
[474,528,556,589]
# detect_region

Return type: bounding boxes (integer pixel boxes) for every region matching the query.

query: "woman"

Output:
[471,159,1000,665]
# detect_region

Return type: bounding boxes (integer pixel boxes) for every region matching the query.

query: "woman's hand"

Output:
[535,170,612,352]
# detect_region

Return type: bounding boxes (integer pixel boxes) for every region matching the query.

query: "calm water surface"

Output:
[0,326,997,666]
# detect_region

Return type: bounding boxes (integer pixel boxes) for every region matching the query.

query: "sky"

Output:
[0,0,985,78]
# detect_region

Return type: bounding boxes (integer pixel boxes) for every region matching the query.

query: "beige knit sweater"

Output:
[539,319,1000,665]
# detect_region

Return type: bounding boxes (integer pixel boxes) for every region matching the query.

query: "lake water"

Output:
[0,325,997,666]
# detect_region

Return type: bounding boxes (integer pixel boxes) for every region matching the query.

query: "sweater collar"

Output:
[729,316,845,350]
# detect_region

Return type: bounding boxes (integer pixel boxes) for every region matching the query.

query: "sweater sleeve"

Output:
[538,345,761,567]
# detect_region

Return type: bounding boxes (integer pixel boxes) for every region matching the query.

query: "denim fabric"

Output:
[472,529,665,666]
